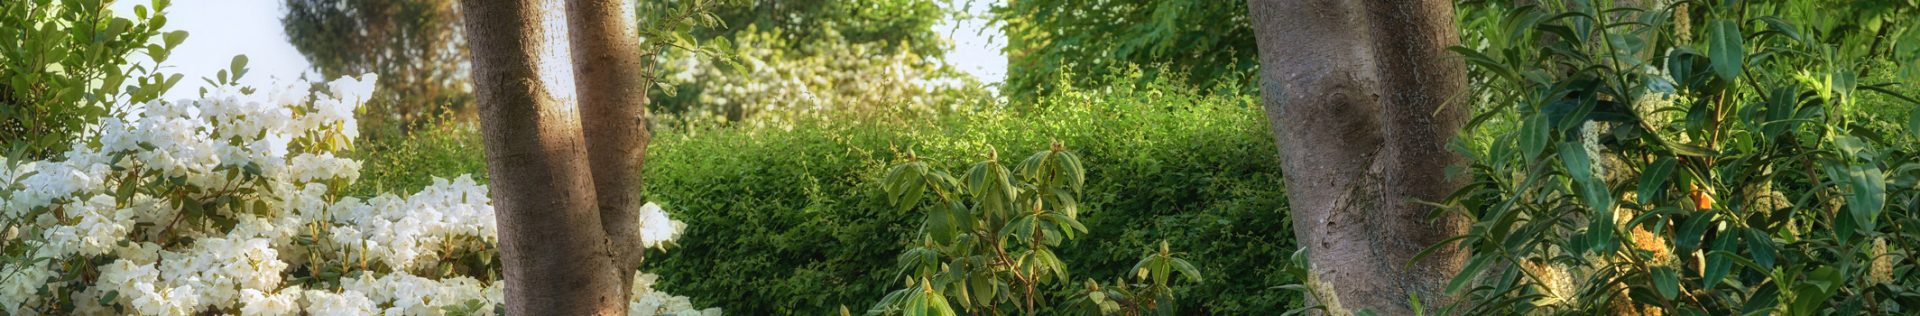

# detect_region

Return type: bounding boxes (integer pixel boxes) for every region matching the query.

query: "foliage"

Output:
[1417,0,1920,315]
[651,25,990,124]
[281,0,471,139]
[648,0,946,58]
[867,142,1202,316]
[0,0,186,158]
[342,117,487,198]
[992,0,1256,100]
[0,73,710,315]
[641,73,1295,314]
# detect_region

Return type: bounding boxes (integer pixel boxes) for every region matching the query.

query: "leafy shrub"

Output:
[0,75,712,315]
[1388,1,1920,315]
[1,0,187,158]
[642,74,1296,314]
[344,118,488,197]
[869,143,1203,315]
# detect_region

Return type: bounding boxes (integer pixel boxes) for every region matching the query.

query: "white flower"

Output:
[303,290,378,316]
[239,287,302,316]
[637,202,685,249]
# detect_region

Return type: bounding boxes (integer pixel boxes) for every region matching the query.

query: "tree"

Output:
[283,0,469,137]
[1244,0,1470,314]
[670,0,944,57]
[455,0,653,313]
[996,0,1256,100]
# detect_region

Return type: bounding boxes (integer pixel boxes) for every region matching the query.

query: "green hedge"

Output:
[342,78,1300,314]
[643,82,1298,314]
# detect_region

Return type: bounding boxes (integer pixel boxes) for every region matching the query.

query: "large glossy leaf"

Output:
[1652,266,1680,300]
[1521,112,1550,162]
[1745,228,1777,271]
[1558,143,1611,213]
[1708,19,1745,81]
[1638,156,1676,205]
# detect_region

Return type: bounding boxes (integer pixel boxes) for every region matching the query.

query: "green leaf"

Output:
[1707,19,1745,81]
[1558,143,1611,213]
[1447,256,1492,294]
[1908,108,1920,139]
[1521,112,1549,161]
[1639,156,1676,205]
[163,30,188,48]
[229,54,249,81]
[1652,266,1680,300]
[1169,257,1202,282]
[1745,228,1776,271]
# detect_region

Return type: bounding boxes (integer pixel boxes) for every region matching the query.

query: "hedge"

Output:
[641,81,1298,314]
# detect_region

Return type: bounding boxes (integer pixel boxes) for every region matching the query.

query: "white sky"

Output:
[111,0,1007,101]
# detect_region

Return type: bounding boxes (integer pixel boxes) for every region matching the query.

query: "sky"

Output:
[110,0,1008,101]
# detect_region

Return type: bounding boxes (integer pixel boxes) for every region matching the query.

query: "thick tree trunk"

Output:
[1245,0,1470,314]
[458,0,627,314]
[565,0,653,301]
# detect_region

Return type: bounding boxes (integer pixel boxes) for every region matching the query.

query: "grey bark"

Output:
[1245,0,1470,314]
[566,0,654,303]
[457,0,627,314]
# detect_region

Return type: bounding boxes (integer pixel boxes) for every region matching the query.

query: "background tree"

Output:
[282,0,470,137]
[668,0,943,57]
[995,0,1256,100]
[1245,0,1470,314]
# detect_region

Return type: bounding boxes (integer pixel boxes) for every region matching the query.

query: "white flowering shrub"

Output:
[0,75,715,316]
[656,26,991,125]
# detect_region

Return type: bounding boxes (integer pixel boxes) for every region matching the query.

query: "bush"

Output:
[344,118,489,197]
[0,76,713,315]
[642,75,1297,314]
[1,0,187,158]
[1385,2,1920,315]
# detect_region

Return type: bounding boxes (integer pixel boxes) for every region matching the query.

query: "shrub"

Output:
[1,0,187,158]
[868,143,1204,315]
[642,75,1296,314]
[1374,2,1920,315]
[0,75,713,315]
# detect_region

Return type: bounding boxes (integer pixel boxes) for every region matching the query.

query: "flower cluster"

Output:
[0,75,714,316]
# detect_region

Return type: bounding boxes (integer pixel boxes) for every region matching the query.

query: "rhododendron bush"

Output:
[0,75,715,316]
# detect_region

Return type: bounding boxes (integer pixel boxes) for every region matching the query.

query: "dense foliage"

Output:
[1351,1,1920,315]
[640,75,1296,314]
[651,25,988,124]
[870,143,1202,316]
[661,0,946,58]
[1,0,186,158]
[993,0,1256,100]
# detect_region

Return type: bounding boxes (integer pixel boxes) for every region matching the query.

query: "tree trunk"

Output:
[1245,0,1470,314]
[565,0,653,301]
[457,0,627,314]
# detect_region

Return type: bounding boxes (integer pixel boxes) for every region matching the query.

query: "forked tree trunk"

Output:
[566,0,654,302]
[458,0,631,314]
[1245,0,1471,314]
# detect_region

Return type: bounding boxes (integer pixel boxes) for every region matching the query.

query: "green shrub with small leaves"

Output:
[1,0,187,158]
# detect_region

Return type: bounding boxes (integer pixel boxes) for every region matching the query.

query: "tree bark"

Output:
[1245,0,1470,314]
[457,0,627,314]
[565,0,653,301]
